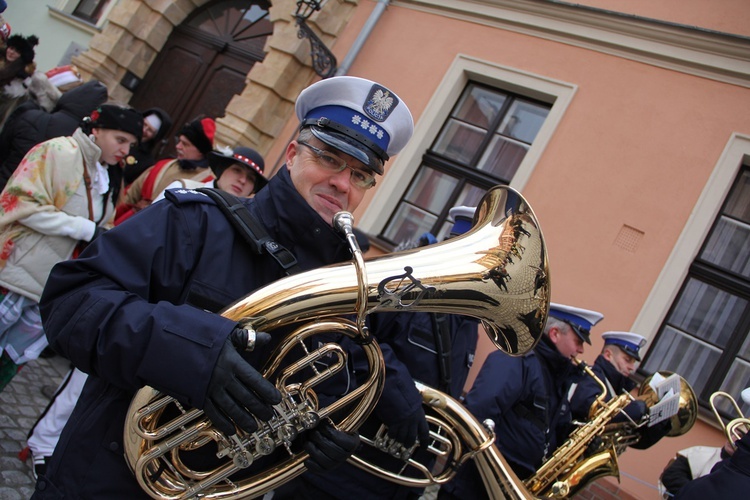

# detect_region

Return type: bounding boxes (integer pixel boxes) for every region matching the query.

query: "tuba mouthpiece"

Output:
[333,211,355,236]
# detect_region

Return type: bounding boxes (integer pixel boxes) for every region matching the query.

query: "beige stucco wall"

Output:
[573,0,750,36]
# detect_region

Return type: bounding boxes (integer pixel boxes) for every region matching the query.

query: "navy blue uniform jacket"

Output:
[34,167,354,498]
[675,432,750,499]
[568,354,637,421]
[439,337,576,499]
[299,311,479,499]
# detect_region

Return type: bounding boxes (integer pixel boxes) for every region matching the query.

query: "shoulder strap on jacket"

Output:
[430,313,453,393]
[196,187,300,275]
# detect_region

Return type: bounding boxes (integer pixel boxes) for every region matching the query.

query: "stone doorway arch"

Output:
[72,0,359,154]
[128,1,273,157]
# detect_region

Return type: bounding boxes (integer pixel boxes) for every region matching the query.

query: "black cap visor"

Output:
[620,345,641,361]
[567,322,592,345]
[309,126,384,175]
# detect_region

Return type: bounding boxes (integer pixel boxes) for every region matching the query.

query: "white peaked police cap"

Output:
[295,76,414,175]
[601,331,647,361]
[548,302,604,345]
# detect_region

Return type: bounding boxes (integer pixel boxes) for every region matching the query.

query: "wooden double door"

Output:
[129,0,272,156]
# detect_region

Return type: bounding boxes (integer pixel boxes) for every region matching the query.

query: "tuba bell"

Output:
[123,185,550,499]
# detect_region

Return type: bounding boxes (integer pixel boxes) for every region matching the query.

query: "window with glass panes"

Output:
[641,165,750,417]
[72,0,111,24]
[379,82,550,246]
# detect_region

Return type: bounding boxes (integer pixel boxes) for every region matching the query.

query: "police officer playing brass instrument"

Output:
[439,303,604,500]
[568,331,671,449]
[34,76,414,498]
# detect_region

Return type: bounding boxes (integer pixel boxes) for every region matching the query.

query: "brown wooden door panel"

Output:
[175,53,253,135]
[140,45,213,110]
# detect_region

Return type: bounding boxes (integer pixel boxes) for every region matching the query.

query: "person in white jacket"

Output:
[0,103,142,392]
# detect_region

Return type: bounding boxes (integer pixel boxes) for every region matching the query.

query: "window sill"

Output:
[47,7,102,36]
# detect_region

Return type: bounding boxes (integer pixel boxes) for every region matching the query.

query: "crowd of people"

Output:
[0,6,747,498]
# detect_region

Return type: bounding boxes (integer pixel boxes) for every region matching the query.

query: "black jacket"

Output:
[675,433,750,499]
[440,336,577,500]
[122,107,173,185]
[0,80,108,190]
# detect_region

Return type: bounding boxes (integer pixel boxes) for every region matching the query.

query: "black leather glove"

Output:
[387,405,430,448]
[203,328,281,436]
[618,399,648,423]
[612,399,648,424]
[303,421,360,473]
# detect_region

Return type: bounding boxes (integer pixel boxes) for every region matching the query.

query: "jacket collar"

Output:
[595,354,636,393]
[73,128,103,172]
[536,335,576,378]
[251,166,350,269]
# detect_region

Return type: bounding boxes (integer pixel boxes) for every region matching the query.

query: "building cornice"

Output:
[396,0,750,87]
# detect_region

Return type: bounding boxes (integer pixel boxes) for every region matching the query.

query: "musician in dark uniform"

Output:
[569,331,648,422]
[439,303,604,499]
[34,76,414,498]
[568,331,671,450]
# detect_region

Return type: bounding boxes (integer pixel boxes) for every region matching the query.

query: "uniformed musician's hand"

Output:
[203,327,282,436]
[622,399,649,423]
[303,421,360,473]
[388,405,430,448]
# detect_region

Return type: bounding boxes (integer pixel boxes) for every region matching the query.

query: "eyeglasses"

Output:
[297,141,376,189]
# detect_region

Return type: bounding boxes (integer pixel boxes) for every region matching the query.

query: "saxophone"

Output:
[524,362,698,498]
[524,359,632,498]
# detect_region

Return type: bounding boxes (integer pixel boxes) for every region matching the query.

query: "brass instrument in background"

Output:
[123,185,550,499]
[525,361,698,498]
[349,382,536,498]
[710,391,750,448]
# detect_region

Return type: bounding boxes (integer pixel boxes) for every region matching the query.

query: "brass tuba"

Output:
[123,185,550,499]
[524,362,698,498]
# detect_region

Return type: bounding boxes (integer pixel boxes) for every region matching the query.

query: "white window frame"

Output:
[632,133,750,341]
[359,54,577,233]
[49,0,118,32]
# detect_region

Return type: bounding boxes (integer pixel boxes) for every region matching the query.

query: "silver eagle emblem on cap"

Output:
[364,84,399,122]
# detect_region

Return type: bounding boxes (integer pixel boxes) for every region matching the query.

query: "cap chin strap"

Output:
[300,117,388,162]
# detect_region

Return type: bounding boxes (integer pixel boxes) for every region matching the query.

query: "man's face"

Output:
[92,128,138,165]
[285,137,369,225]
[175,135,204,161]
[142,119,158,142]
[604,346,637,377]
[216,163,256,198]
[551,325,585,360]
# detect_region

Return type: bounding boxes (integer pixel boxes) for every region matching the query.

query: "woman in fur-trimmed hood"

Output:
[0,34,39,130]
